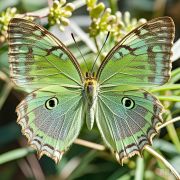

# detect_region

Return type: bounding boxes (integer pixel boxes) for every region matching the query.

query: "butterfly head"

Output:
[85,71,95,80]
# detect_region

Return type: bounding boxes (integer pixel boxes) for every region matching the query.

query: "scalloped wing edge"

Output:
[17,112,68,164]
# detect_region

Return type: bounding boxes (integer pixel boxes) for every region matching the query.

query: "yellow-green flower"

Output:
[48,0,75,31]
[0,7,17,42]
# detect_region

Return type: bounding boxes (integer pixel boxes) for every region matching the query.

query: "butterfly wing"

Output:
[17,85,84,163]
[8,18,84,89]
[96,85,164,165]
[8,18,86,162]
[96,17,175,87]
[96,17,174,164]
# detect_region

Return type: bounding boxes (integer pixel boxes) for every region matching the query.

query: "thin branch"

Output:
[20,13,48,19]
[0,71,14,85]
[94,37,100,52]
[158,117,180,130]
[74,138,105,151]
[145,146,180,180]
[0,71,14,110]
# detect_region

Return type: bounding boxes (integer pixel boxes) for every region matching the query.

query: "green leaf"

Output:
[166,124,180,153]
[107,166,129,180]
[109,0,118,15]
[90,3,105,19]
[116,173,132,180]
[171,67,180,77]
[169,67,180,84]
[0,45,8,55]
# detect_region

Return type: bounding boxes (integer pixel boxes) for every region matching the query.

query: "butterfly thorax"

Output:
[84,72,97,105]
[84,72,98,130]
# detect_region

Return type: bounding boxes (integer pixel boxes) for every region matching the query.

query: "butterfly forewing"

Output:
[8,18,84,89]
[96,17,175,87]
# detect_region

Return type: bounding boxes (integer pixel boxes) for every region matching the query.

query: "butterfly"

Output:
[8,17,174,165]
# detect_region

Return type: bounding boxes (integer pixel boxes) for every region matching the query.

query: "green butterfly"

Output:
[8,17,174,165]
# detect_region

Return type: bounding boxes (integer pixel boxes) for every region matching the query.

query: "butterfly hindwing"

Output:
[8,18,84,89]
[96,85,164,165]
[96,17,175,87]
[17,85,85,163]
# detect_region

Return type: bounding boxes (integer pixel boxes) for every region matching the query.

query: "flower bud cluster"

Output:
[86,1,116,37]
[0,7,17,42]
[86,1,147,43]
[48,0,75,31]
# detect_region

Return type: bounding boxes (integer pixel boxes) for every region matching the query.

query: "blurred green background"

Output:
[1,0,180,180]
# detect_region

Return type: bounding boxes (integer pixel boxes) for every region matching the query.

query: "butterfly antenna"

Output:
[71,33,89,72]
[91,31,110,72]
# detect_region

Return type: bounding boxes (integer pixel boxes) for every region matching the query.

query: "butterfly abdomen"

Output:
[84,72,98,130]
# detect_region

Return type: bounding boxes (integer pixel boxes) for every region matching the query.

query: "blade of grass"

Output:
[150,84,180,93]
[169,67,180,84]
[0,72,14,110]
[116,173,131,180]
[0,45,8,55]
[156,95,180,101]
[166,123,180,153]
[0,147,35,164]
[171,67,180,77]
[163,112,180,153]
[66,150,100,180]
[134,157,144,180]
[109,0,118,14]
[107,166,129,180]
[0,83,13,110]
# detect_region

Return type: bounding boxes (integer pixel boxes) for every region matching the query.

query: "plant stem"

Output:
[20,13,48,18]
[74,138,105,151]
[158,116,180,130]
[109,0,118,15]
[94,37,100,52]
[0,71,14,110]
